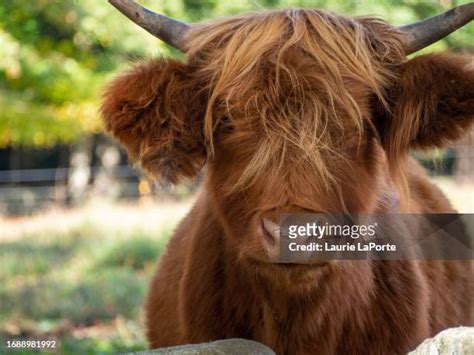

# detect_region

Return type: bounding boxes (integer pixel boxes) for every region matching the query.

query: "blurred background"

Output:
[0,0,472,353]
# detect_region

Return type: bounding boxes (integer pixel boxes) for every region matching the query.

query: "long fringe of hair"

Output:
[185,9,405,200]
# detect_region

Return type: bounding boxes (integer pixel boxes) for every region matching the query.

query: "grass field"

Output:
[0,199,191,354]
[0,179,472,354]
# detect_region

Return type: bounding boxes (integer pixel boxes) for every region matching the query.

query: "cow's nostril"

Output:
[262,223,276,247]
[261,218,280,249]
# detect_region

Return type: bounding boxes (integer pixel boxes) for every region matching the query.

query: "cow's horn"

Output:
[399,2,474,54]
[109,0,191,52]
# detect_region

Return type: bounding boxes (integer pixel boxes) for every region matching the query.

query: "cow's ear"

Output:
[101,58,206,184]
[380,53,474,159]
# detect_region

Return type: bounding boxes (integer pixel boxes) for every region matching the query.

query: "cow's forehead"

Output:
[186,9,404,65]
[185,9,403,147]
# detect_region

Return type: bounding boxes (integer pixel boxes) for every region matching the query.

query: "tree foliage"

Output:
[0,0,472,148]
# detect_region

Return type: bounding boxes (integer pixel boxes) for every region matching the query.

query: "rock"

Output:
[409,327,474,355]
[133,338,276,355]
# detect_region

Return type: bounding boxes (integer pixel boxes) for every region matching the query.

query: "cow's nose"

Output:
[260,217,281,258]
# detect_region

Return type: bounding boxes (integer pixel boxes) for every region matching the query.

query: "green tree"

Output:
[0,0,168,147]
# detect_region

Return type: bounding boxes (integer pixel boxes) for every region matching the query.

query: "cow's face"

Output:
[102,9,474,267]
[188,10,403,263]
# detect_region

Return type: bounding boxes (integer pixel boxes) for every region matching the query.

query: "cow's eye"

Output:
[215,116,234,142]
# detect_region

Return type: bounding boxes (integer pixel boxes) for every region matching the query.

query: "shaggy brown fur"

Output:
[101,9,474,355]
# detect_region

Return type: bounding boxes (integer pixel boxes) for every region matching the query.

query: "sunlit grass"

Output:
[0,199,192,354]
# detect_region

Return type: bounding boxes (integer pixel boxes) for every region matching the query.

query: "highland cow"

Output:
[102,1,474,354]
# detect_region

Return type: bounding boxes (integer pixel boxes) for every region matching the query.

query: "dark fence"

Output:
[0,140,471,216]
